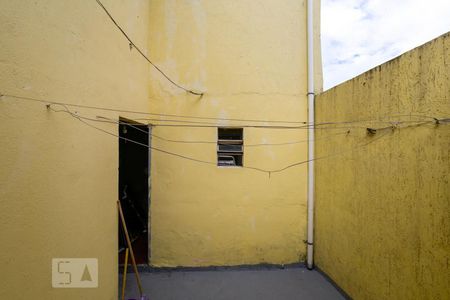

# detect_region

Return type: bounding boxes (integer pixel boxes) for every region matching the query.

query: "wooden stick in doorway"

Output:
[117,200,144,297]
[121,248,129,300]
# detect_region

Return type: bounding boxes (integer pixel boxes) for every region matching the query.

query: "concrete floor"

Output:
[119,267,346,300]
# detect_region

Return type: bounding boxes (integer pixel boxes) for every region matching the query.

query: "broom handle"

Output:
[121,248,129,300]
[117,200,144,297]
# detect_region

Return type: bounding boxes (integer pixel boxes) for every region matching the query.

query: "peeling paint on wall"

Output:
[147,0,322,267]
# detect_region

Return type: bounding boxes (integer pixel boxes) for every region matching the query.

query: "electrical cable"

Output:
[46,104,439,175]
[51,106,353,146]
[244,131,350,147]
[2,93,440,127]
[93,0,203,96]
[95,112,436,131]
[50,105,218,168]
[0,94,356,129]
[100,115,352,145]
[1,93,310,125]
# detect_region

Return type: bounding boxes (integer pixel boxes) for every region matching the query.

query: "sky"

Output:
[321,0,450,90]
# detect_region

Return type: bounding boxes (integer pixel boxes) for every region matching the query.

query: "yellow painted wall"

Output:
[315,33,450,299]
[0,1,151,298]
[147,0,322,267]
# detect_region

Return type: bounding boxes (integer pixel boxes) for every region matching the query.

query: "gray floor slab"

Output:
[119,267,346,300]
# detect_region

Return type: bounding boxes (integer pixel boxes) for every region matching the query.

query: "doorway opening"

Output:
[118,118,150,265]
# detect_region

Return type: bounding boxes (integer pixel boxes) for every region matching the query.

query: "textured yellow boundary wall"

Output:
[0,1,150,298]
[315,33,450,299]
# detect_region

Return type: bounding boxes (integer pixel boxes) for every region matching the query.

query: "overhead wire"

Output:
[98,115,215,144]
[45,105,327,174]
[1,93,311,125]
[100,113,444,146]
[79,109,389,174]
[93,0,203,96]
[0,92,442,130]
[51,106,353,146]
[2,93,441,128]
[45,104,442,176]
[3,95,445,174]
[0,2,446,174]
[0,94,358,129]
[244,131,350,147]
[49,105,218,168]
[269,118,445,174]
[101,115,353,145]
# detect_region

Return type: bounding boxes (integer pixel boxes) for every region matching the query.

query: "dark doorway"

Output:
[118,118,150,265]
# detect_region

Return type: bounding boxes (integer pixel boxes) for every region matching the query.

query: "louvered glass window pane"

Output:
[217,128,243,167]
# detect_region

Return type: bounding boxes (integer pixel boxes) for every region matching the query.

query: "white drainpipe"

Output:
[306,0,315,270]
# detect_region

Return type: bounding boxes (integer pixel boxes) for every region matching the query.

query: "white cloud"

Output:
[321,0,450,90]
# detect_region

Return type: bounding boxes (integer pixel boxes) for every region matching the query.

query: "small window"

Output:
[217,128,243,167]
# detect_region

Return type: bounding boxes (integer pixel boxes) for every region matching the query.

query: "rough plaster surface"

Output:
[315,32,450,299]
[147,0,323,267]
[0,0,151,298]
[0,1,324,298]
